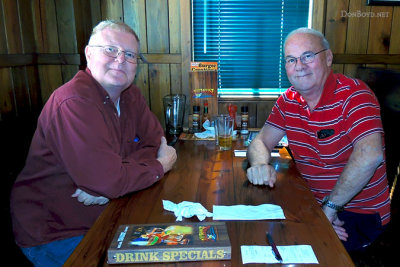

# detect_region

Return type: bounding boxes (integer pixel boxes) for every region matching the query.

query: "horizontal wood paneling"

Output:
[333,54,400,64]
[0,53,81,67]
[318,0,400,76]
[143,53,181,64]
[0,53,183,67]
[0,0,185,123]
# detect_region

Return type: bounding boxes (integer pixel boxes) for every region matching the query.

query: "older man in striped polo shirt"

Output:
[246,27,390,252]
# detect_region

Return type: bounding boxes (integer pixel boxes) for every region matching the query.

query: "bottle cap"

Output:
[241,106,248,112]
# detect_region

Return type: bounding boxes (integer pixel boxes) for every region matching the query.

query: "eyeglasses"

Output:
[285,49,327,66]
[88,45,143,64]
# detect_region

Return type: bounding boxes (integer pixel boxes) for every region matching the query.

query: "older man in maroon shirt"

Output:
[10,20,177,267]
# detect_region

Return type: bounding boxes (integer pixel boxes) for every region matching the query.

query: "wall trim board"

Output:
[0,53,183,67]
[142,53,181,64]
[0,53,80,67]
[333,54,400,64]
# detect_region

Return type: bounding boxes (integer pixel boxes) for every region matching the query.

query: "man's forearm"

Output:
[248,136,271,166]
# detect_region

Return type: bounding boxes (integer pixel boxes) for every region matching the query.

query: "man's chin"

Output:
[102,78,130,90]
[106,73,129,83]
[291,79,314,89]
[292,83,314,92]
[108,69,127,77]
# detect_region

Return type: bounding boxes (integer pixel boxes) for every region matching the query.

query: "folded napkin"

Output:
[162,200,213,221]
[194,120,215,139]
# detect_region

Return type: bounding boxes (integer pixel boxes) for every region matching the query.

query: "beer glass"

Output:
[216,115,234,150]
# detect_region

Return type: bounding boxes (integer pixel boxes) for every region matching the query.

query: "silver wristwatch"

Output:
[321,196,344,211]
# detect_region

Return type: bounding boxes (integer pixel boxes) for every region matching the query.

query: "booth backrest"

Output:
[356,67,400,187]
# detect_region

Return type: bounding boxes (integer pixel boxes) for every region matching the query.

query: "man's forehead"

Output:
[284,33,321,54]
[97,28,132,40]
[91,29,138,48]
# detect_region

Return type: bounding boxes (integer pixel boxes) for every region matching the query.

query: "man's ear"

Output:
[84,46,91,65]
[326,49,333,67]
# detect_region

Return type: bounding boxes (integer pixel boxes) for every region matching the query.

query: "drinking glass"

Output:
[216,115,234,150]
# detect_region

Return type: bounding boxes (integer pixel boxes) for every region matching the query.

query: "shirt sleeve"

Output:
[266,94,287,132]
[343,82,384,145]
[122,91,165,180]
[45,96,163,199]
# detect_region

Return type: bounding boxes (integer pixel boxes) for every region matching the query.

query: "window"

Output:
[192,0,311,98]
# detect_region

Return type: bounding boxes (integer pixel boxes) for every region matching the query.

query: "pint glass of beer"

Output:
[216,115,234,150]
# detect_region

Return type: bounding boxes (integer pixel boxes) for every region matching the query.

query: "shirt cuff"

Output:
[154,160,164,180]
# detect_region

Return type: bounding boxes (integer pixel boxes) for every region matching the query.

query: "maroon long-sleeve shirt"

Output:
[10,69,164,247]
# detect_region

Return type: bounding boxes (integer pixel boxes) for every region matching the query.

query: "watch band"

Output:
[322,196,344,211]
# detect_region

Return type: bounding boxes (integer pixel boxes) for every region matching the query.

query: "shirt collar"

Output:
[288,70,335,107]
[317,70,336,107]
[84,68,110,101]
[84,67,130,104]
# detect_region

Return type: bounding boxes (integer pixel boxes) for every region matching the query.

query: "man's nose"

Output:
[115,51,126,63]
[294,58,306,70]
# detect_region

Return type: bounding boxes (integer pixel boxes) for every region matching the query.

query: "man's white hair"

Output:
[88,20,140,47]
[284,27,330,49]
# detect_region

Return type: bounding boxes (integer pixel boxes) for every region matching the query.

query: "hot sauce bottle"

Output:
[202,101,209,131]
[240,106,249,135]
[192,105,201,133]
[228,104,237,130]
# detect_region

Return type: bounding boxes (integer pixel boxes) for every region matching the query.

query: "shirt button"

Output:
[156,176,160,179]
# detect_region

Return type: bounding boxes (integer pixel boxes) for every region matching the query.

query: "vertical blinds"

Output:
[192,0,310,96]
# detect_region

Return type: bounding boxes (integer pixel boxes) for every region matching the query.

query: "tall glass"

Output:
[216,115,234,150]
[163,94,186,135]
[213,114,229,145]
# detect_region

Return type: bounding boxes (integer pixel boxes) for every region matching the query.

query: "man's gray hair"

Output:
[284,27,330,49]
[88,20,140,45]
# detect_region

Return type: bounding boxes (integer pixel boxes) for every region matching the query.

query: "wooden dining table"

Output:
[64,137,354,266]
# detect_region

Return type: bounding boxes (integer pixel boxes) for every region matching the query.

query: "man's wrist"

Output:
[250,162,269,167]
[321,196,344,211]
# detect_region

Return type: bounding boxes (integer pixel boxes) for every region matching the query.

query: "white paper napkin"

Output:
[194,120,215,138]
[213,204,285,220]
[162,200,213,221]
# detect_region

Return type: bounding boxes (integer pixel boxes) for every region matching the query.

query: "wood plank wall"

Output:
[0,0,81,122]
[314,0,400,74]
[0,0,399,128]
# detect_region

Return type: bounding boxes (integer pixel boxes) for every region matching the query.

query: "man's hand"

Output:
[246,164,277,187]
[323,206,348,241]
[157,136,177,173]
[71,188,110,206]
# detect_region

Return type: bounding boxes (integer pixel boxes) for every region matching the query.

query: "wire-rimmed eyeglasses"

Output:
[88,45,144,64]
[284,49,328,66]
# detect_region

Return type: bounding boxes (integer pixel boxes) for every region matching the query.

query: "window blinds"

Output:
[192,0,310,97]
